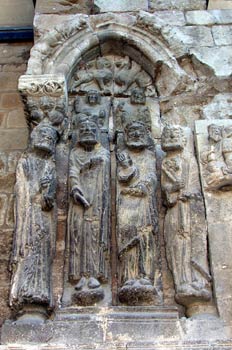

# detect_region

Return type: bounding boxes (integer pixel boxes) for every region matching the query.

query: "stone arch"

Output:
[24,12,188,98]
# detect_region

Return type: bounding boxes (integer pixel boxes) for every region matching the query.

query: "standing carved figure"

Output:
[116,121,161,305]
[10,123,58,320]
[68,116,110,305]
[161,125,211,311]
[201,124,232,190]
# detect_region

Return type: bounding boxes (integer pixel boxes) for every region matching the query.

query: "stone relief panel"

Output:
[70,55,157,97]
[10,49,223,322]
[9,123,59,318]
[161,125,213,317]
[200,123,232,191]
[196,120,232,321]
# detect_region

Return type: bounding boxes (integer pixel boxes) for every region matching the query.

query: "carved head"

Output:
[161,125,186,151]
[130,88,146,105]
[96,57,112,70]
[86,90,101,106]
[124,121,149,149]
[31,124,58,154]
[78,118,100,146]
[208,124,223,143]
[27,98,44,124]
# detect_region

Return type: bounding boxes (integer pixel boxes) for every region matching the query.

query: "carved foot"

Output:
[175,283,211,305]
[118,278,159,306]
[72,277,104,306]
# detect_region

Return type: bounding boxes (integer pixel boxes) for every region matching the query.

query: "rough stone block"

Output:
[0,72,20,91]
[0,129,28,150]
[149,11,186,26]
[186,10,217,25]
[186,9,232,25]
[7,109,27,128]
[162,26,214,56]
[0,93,22,109]
[2,64,27,73]
[212,25,232,46]
[208,0,232,9]
[0,0,34,27]
[95,0,148,12]
[0,44,32,65]
[209,9,232,23]
[0,112,6,128]
[190,46,232,77]
[0,173,16,193]
[36,0,92,15]
[150,0,206,11]
[202,93,232,120]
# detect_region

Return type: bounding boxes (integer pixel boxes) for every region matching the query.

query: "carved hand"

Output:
[41,193,54,211]
[116,150,132,168]
[172,180,185,192]
[40,176,51,189]
[72,190,90,208]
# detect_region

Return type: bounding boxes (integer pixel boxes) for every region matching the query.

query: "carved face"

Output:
[78,120,99,146]
[208,124,222,142]
[31,125,58,154]
[131,88,146,105]
[86,90,100,105]
[125,122,148,149]
[161,126,185,151]
[48,108,64,126]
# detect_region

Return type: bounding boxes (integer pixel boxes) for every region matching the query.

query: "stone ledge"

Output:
[2,307,231,347]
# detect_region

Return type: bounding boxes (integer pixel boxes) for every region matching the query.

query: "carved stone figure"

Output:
[161,125,211,310]
[10,123,58,319]
[70,55,156,97]
[67,116,110,306]
[116,121,161,305]
[201,124,232,190]
[115,88,151,132]
[72,57,113,93]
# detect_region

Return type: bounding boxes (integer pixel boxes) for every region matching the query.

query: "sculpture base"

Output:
[2,306,232,349]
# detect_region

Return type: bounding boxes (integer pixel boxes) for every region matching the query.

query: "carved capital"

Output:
[18,75,67,98]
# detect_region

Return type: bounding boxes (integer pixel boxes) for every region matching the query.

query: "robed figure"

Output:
[10,124,58,316]
[68,116,110,305]
[116,121,161,305]
[161,125,212,311]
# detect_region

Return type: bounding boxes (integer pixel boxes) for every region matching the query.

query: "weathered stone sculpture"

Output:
[67,115,110,306]
[161,125,212,315]
[116,120,161,305]
[201,124,232,191]
[10,123,58,321]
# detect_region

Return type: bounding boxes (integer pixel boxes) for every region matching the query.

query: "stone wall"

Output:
[0,43,32,323]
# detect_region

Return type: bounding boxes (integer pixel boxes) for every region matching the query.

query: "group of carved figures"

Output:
[9,88,216,320]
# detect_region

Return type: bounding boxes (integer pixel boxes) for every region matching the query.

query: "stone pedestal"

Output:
[2,307,232,349]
